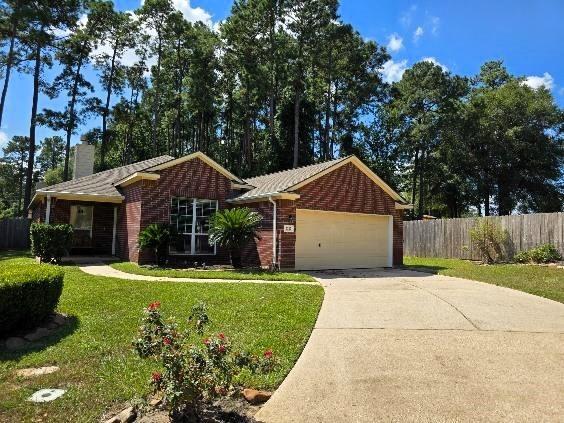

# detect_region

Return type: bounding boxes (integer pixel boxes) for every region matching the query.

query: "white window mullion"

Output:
[191,198,197,255]
[214,200,218,254]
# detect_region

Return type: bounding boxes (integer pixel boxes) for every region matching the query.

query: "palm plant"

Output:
[208,208,262,268]
[138,223,171,265]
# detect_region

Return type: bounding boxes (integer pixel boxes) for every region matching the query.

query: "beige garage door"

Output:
[295,209,392,270]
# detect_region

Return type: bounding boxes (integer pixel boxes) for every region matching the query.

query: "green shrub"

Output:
[470,220,508,264]
[513,250,530,263]
[514,244,562,264]
[209,208,262,268]
[0,263,64,335]
[30,223,73,264]
[138,223,171,265]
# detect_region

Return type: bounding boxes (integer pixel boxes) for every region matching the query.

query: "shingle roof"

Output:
[37,155,174,198]
[237,156,350,200]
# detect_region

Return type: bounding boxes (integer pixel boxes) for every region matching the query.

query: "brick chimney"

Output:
[73,135,95,179]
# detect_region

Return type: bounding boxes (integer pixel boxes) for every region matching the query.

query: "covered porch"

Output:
[32,194,120,256]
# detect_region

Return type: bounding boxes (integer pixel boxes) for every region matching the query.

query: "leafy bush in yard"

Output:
[0,262,64,335]
[470,220,508,264]
[133,301,277,420]
[30,223,73,264]
[514,244,562,264]
[138,223,172,265]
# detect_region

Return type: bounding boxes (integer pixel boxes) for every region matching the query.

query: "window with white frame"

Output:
[170,198,217,255]
[70,205,93,231]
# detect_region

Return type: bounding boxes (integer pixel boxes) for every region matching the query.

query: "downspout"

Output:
[45,195,51,224]
[268,196,277,269]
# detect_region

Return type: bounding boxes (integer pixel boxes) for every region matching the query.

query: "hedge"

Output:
[30,223,73,264]
[0,263,64,336]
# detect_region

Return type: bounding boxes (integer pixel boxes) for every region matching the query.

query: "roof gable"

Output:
[232,155,407,204]
[146,152,245,184]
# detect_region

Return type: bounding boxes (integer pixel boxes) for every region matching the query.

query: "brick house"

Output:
[29,145,411,269]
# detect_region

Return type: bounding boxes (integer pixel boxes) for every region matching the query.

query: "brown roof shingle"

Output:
[237,156,349,200]
[37,155,174,198]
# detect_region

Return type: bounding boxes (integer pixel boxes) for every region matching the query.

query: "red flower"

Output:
[163,337,172,345]
[264,349,273,359]
[203,338,210,346]
[148,301,161,311]
[218,333,225,340]
[151,371,162,383]
[218,344,226,353]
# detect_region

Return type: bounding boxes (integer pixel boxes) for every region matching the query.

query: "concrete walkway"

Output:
[77,261,317,285]
[256,268,564,423]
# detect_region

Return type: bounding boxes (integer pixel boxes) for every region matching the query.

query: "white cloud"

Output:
[0,131,8,151]
[430,16,440,35]
[171,0,212,26]
[400,5,417,27]
[413,26,424,42]
[386,34,403,52]
[381,59,408,83]
[523,72,554,90]
[421,56,448,72]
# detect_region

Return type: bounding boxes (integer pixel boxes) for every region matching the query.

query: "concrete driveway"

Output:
[256,269,564,423]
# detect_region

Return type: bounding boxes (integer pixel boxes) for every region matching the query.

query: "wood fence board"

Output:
[403,213,564,259]
[0,218,31,249]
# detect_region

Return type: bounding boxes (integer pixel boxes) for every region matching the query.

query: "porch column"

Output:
[111,206,118,256]
[45,195,52,224]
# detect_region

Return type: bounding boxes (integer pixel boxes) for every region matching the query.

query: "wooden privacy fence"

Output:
[0,218,31,249]
[403,212,564,260]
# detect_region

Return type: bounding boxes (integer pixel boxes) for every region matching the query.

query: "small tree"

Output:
[138,223,171,265]
[208,208,262,268]
[470,220,508,264]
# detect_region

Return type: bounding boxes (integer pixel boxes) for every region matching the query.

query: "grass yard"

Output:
[111,261,317,282]
[0,251,324,422]
[404,256,564,303]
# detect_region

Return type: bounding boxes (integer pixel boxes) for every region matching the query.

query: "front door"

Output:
[70,205,94,249]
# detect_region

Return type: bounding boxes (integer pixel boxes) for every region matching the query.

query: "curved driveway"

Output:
[256,269,564,423]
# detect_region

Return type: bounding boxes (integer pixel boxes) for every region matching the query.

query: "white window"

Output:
[70,205,93,231]
[170,198,218,255]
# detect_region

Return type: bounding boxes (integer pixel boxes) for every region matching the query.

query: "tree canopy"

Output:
[0,0,562,218]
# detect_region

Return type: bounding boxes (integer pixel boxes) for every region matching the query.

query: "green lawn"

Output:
[111,261,317,282]
[0,252,324,422]
[404,256,564,303]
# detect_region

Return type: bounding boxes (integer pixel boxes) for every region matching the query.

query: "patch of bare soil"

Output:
[137,396,262,423]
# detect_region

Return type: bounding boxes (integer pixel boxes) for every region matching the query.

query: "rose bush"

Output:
[133,301,277,420]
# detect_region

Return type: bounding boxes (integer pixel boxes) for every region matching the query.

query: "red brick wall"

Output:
[121,158,233,264]
[244,162,404,267]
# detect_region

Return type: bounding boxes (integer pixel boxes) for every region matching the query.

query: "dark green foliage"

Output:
[0,262,64,335]
[30,223,73,264]
[209,208,262,268]
[514,244,562,264]
[137,223,171,264]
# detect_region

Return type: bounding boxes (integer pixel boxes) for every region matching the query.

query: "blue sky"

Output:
[2,0,563,151]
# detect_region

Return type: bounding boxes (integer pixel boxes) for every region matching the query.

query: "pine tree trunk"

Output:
[151,36,163,156]
[101,45,118,170]
[417,150,425,218]
[293,87,301,168]
[23,43,42,216]
[0,26,16,128]
[64,55,84,181]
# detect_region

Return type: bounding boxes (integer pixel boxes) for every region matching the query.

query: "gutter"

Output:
[268,196,277,269]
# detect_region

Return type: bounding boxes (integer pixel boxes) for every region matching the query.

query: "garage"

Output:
[295,209,393,270]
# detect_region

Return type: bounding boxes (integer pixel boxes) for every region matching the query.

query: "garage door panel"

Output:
[295,209,391,270]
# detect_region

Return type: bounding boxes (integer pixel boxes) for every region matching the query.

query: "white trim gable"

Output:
[146,152,245,184]
[288,156,406,203]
